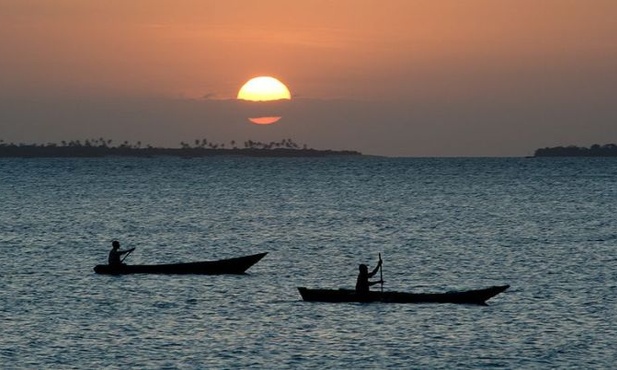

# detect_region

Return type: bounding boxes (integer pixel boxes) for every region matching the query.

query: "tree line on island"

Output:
[0,138,361,158]
[534,144,617,157]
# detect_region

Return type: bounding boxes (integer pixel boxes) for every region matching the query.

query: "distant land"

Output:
[0,138,361,158]
[534,144,617,157]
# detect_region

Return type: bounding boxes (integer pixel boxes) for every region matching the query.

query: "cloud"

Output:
[0,92,615,157]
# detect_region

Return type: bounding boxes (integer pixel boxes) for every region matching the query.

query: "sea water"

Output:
[1,156,616,369]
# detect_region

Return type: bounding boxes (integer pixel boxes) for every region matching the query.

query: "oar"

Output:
[379,252,383,293]
[121,248,135,263]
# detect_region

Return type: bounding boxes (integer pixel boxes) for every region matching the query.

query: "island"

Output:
[534,144,617,157]
[0,138,361,158]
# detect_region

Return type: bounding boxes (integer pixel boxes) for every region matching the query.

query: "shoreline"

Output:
[0,146,362,158]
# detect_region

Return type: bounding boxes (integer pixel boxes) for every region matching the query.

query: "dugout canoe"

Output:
[297,284,509,305]
[93,252,267,275]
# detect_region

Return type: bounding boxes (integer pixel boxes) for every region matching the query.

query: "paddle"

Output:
[121,248,135,263]
[379,252,383,293]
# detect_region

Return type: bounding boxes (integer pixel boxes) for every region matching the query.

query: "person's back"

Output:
[108,241,122,266]
[355,264,370,293]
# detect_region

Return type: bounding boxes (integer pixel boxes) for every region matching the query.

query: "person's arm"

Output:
[120,248,135,255]
[368,259,382,278]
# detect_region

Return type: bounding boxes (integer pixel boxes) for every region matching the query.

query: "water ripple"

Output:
[1,157,616,368]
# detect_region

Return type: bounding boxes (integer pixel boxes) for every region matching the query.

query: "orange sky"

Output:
[1,0,616,156]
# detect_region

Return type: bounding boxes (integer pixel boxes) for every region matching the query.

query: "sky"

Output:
[1,0,616,156]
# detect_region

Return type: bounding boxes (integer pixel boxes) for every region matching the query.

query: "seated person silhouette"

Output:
[108,241,135,267]
[355,257,383,295]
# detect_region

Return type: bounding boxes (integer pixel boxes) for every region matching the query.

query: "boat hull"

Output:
[297,285,509,305]
[94,252,267,275]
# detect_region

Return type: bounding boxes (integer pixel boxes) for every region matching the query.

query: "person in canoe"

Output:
[108,240,135,267]
[355,256,383,294]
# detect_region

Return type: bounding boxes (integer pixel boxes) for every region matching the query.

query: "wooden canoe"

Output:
[94,252,267,275]
[297,284,509,305]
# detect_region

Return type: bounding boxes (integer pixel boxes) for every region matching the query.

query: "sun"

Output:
[248,117,281,125]
[237,76,291,125]
[237,76,291,101]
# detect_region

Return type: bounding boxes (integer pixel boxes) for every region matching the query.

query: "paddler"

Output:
[108,240,135,266]
[355,256,383,294]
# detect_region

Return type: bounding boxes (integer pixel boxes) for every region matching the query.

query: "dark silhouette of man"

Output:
[355,257,383,294]
[108,241,134,266]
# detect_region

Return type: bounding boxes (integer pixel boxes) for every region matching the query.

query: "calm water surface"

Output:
[1,157,616,369]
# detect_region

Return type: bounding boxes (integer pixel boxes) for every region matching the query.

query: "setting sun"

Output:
[237,76,291,125]
[237,76,291,101]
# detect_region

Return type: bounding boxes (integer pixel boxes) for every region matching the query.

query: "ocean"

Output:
[1,156,615,369]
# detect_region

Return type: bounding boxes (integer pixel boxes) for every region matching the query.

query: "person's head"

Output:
[112,240,120,249]
[359,264,368,274]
